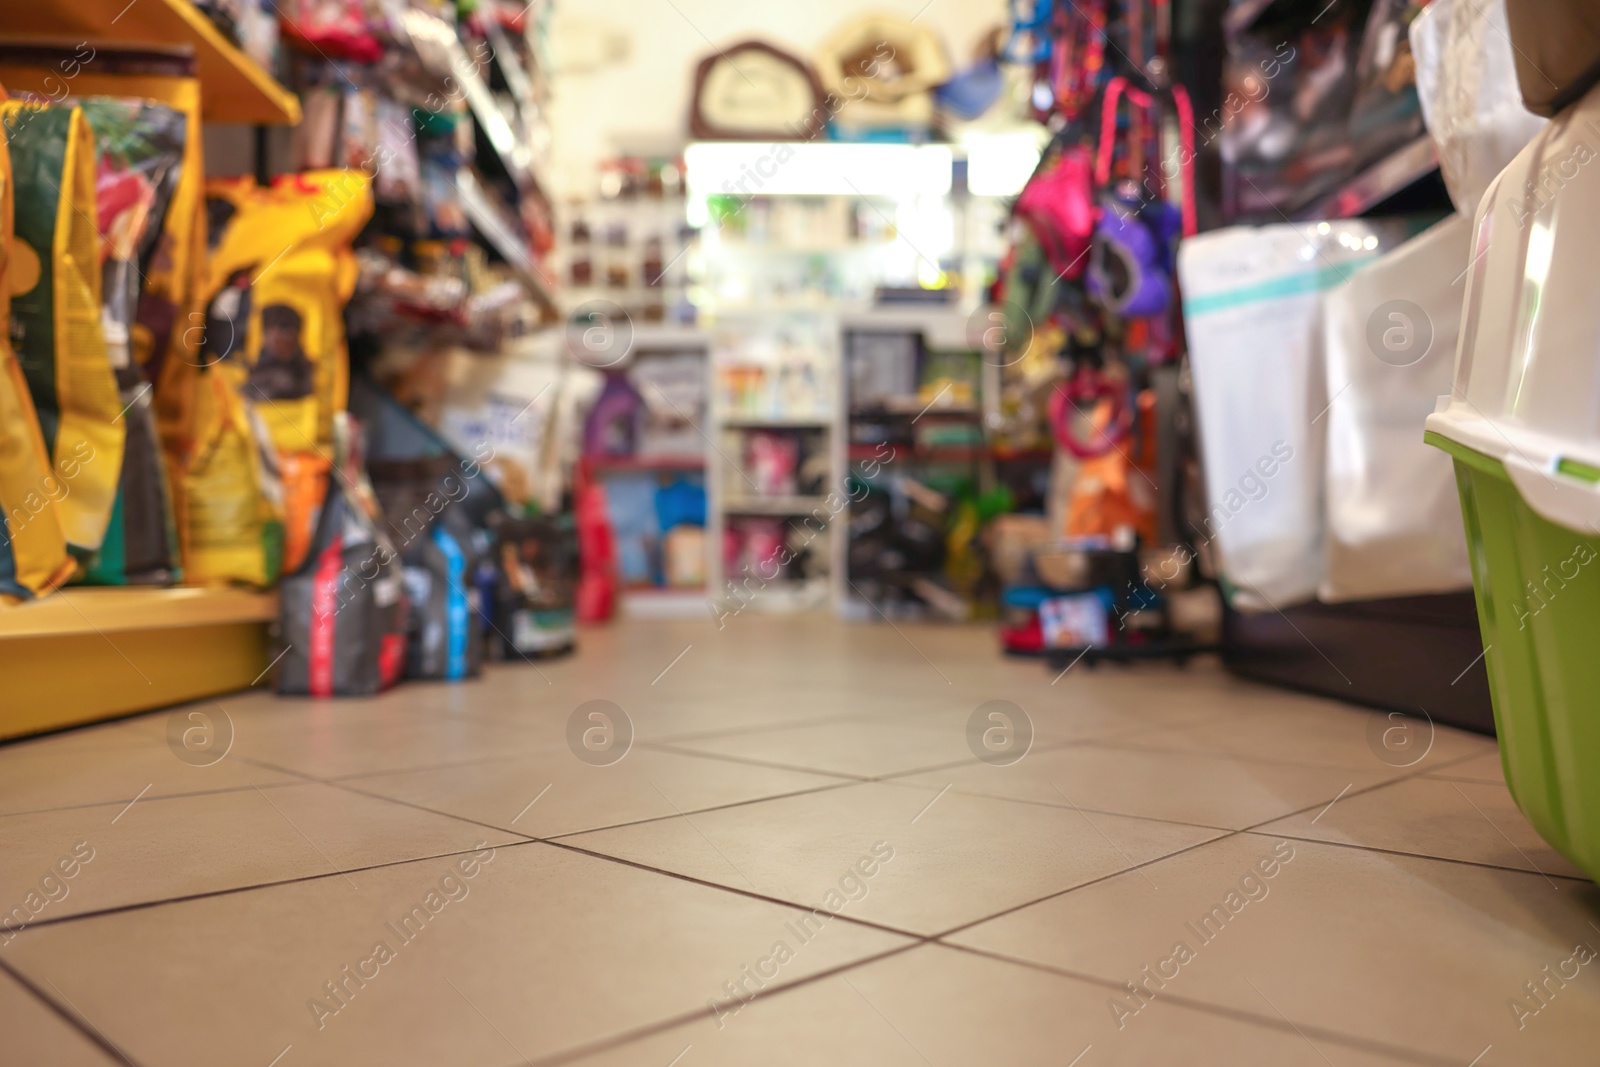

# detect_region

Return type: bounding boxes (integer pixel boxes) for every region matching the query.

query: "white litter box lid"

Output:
[1426,79,1600,534]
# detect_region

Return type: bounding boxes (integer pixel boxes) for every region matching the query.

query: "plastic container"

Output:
[1426,78,1600,883]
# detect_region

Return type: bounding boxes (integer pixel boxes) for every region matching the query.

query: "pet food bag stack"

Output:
[0,48,216,589]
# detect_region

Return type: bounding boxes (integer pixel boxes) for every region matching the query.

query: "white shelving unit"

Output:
[705,308,843,615]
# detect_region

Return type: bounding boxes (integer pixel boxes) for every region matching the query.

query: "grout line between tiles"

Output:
[6,839,544,935]
[528,942,933,1067]
[930,941,1467,1067]
[540,781,866,841]
[1233,826,1591,883]
[636,742,881,780]
[928,748,1483,943]
[0,776,308,822]
[1079,732,1497,778]
[640,710,872,745]
[867,777,1242,834]
[541,837,931,943]
[0,954,148,1067]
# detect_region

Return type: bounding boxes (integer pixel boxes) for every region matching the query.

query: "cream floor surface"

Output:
[2,617,1598,1066]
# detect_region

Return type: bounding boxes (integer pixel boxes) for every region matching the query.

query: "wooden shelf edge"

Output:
[0,601,273,741]
[0,587,278,640]
[0,0,302,125]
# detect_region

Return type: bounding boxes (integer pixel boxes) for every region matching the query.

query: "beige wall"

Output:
[546,0,1007,198]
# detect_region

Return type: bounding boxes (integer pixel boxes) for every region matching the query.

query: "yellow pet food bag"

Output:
[200,170,370,457]
[0,52,212,506]
[0,113,74,602]
[181,367,284,588]
[1,100,124,555]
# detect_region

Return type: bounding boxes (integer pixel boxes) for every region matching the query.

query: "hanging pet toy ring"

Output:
[1050,367,1132,459]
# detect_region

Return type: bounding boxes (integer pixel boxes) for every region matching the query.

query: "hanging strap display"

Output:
[1093,75,1197,239]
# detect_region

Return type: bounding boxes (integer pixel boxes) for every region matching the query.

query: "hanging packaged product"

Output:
[1,100,125,557]
[276,416,408,696]
[180,367,284,588]
[70,97,187,585]
[0,118,74,602]
[198,169,372,458]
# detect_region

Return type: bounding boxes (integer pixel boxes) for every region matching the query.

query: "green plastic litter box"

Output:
[1426,80,1600,885]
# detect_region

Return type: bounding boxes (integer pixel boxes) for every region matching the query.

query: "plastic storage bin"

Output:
[1426,79,1600,883]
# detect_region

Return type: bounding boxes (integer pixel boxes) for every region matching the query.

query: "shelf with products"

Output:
[705,309,843,614]
[1295,135,1441,221]
[558,153,698,326]
[834,309,1040,622]
[0,0,299,124]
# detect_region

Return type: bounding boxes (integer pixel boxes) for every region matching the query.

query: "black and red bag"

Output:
[275,418,407,696]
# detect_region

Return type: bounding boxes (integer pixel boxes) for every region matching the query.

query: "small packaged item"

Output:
[1038,591,1113,648]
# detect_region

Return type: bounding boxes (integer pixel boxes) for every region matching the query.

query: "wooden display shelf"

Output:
[0,587,276,741]
[0,0,301,125]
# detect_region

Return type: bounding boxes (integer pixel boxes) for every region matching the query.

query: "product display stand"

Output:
[0,0,297,738]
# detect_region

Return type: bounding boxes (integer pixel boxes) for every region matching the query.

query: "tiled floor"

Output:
[3,617,1598,1066]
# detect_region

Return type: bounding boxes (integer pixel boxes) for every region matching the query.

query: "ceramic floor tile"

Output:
[2,842,911,1067]
[1257,775,1587,879]
[889,742,1397,830]
[566,943,1429,1067]
[568,781,1223,936]
[0,967,122,1067]
[344,745,850,839]
[4,615,1589,1064]
[950,833,1600,1065]
[0,781,519,922]
[228,709,561,779]
[0,716,298,817]
[1109,701,1495,774]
